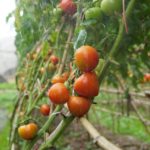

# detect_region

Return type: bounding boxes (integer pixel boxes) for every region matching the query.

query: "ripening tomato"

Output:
[144,73,150,82]
[101,0,122,15]
[51,75,66,84]
[74,45,99,72]
[40,104,50,116]
[85,7,102,20]
[18,123,38,140]
[59,0,77,15]
[67,96,91,117]
[48,83,70,104]
[74,72,99,98]
[51,72,69,84]
[50,55,59,65]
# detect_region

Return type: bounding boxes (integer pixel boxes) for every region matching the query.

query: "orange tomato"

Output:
[67,96,91,117]
[40,104,50,116]
[144,73,150,82]
[74,72,99,98]
[74,45,99,72]
[48,83,70,104]
[18,123,38,140]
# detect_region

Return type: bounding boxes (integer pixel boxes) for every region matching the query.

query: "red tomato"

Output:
[74,72,99,98]
[18,123,38,140]
[144,73,150,82]
[40,104,50,116]
[50,55,59,65]
[67,96,91,117]
[48,83,70,104]
[59,0,77,15]
[74,45,99,72]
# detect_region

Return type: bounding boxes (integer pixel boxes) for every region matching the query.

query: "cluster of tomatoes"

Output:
[58,0,121,23]
[18,53,59,140]
[48,45,99,117]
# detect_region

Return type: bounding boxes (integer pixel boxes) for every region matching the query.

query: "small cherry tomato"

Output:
[85,7,102,20]
[74,72,99,98]
[144,73,150,82]
[67,96,91,117]
[40,104,50,116]
[74,45,99,72]
[18,123,38,140]
[59,0,77,15]
[50,55,59,65]
[48,83,70,104]
[101,0,122,15]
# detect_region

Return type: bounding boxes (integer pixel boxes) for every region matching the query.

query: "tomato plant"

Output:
[9,0,150,149]
[48,83,70,104]
[40,104,50,116]
[18,123,38,140]
[74,72,99,98]
[74,45,99,72]
[67,96,91,117]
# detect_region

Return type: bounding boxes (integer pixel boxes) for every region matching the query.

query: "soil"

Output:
[61,120,150,150]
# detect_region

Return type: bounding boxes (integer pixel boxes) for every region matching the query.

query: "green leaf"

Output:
[74,30,87,50]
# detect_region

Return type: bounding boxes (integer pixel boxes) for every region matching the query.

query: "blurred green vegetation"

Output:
[0,82,17,149]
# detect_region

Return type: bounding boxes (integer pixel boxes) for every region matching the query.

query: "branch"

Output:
[39,115,74,150]
[99,0,136,84]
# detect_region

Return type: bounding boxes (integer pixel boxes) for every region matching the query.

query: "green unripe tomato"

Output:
[85,7,102,20]
[101,0,122,15]
[53,7,63,17]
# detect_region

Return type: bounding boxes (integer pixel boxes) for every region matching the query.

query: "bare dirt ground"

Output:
[62,120,150,150]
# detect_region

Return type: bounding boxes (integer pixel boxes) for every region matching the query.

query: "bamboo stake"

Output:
[80,118,122,150]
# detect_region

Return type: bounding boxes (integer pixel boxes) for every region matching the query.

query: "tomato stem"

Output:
[99,0,136,84]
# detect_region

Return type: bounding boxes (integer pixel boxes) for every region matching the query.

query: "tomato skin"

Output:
[48,83,70,104]
[40,104,50,116]
[59,0,77,15]
[101,0,122,15]
[50,55,59,65]
[74,45,99,72]
[67,96,91,117]
[74,72,99,98]
[18,123,38,140]
[85,7,102,20]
